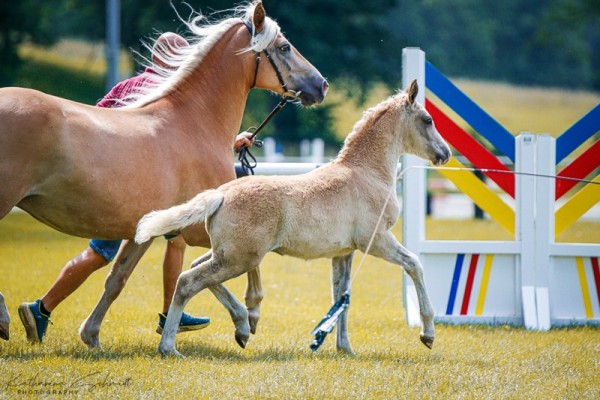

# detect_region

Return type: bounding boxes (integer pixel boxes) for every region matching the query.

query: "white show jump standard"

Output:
[136,80,451,357]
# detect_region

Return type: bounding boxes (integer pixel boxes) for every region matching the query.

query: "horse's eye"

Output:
[423,116,433,125]
[279,43,291,53]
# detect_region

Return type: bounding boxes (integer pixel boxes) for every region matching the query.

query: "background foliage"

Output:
[1,0,598,146]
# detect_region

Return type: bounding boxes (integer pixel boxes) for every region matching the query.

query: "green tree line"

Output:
[1,0,598,145]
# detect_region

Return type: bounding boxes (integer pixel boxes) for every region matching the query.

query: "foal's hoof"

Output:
[159,346,184,358]
[79,326,102,350]
[235,333,249,349]
[0,321,9,341]
[420,334,434,349]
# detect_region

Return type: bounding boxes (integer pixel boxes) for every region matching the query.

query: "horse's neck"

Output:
[154,26,251,145]
[338,123,402,185]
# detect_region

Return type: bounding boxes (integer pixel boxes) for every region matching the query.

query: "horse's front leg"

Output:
[244,267,263,335]
[0,292,10,340]
[367,231,434,349]
[79,239,153,349]
[332,252,354,354]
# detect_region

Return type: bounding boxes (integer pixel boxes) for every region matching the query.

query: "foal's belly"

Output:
[273,241,355,260]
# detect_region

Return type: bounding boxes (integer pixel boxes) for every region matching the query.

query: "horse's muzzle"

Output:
[298,79,328,106]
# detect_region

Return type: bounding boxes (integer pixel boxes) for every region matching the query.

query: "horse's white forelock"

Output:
[123,3,280,108]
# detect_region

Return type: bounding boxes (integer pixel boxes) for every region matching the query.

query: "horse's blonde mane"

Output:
[123,2,280,108]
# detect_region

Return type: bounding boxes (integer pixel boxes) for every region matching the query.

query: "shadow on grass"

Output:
[0,339,446,365]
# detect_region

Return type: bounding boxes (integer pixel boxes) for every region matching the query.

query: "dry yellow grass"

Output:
[1,212,599,399]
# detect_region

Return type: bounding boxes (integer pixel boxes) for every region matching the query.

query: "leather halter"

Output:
[237,18,298,175]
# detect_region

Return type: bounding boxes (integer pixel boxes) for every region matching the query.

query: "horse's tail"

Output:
[135,190,224,244]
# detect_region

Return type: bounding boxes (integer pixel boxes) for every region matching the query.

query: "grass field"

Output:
[1,212,598,399]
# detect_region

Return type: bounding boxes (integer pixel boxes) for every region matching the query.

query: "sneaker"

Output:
[156,312,210,334]
[18,299,51,343]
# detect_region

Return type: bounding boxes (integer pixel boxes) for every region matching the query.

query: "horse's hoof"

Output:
[336,346,356,356]
[159,346,184,358]
[79,326,102,350]
[235,333,248,349]
[248,314,259,335]
[0,321,9,340]
[420,334,434,349]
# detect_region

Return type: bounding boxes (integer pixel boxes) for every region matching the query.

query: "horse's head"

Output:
[245,2,328,106]
[398,80,451,165]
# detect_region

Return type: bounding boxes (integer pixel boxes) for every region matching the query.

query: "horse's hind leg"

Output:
[0,292,10,340]
[332,253,354,354]
[244,267,263,335]
[79,239,153,349]
[159,256,250,357]
[368,231,434,349]
[209,284,251,348]
[194,252,263,336]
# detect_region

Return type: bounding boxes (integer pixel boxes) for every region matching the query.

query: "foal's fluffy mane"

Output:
[337,91,405,161]
[123,2,280,108]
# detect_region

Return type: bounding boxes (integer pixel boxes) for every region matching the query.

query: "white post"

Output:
[300,139,311,161]
[311,138,325,163]
[401,48,426,327]
[263,137,277,162]
[516,133,538,329]
[534,135,554,330]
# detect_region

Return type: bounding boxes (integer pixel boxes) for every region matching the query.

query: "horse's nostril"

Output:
[322,80,329,97]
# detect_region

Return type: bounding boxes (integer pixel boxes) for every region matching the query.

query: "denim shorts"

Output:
[89,239,122,262]
[90,234,180,262]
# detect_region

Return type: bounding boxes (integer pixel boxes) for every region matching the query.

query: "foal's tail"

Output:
[135,190,224,244]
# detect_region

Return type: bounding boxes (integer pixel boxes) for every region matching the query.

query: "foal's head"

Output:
[243,2,329,106]
[395,80,451,165]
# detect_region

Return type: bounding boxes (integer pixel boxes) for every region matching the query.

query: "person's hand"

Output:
[234,131,255,151]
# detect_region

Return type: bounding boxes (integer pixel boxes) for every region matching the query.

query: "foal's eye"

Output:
[279,43,291,53]
[423,116,433,125]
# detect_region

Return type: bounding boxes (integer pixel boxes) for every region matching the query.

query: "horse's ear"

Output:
[407,79,418,105]
[253,1,266,33]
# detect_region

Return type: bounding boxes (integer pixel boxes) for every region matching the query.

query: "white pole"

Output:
[534,134,555,330]
[401,48,426,328]
[516,133,538,329]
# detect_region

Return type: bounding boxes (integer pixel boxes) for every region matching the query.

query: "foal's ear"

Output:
[407,79,419,105]
[253,1,266,33]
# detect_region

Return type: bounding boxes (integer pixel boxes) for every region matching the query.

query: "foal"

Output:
[136,80,451,357]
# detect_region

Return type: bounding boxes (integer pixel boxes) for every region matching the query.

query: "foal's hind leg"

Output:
[0,292,10,340]
[79,239,153,349]
[192,251,261,338]
[209,285,251,348]
[244,267,263,335]
[367,231,434,349]
[332,252,354,354]
[159,257,250,357]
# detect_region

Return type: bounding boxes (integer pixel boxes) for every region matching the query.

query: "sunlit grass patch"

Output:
[1,212,599,399]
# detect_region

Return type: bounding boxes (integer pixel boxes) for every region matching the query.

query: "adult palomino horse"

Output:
[135,80,451,357]
[0,1,327,345]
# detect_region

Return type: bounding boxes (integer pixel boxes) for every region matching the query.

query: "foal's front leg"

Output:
[0,292,10,340]
[367,231,434,349]
[79,239,153,349]
[332,253,354,354]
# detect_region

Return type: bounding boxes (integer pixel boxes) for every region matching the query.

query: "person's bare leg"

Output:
[162,236,186,313]
[41,247,110,312]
